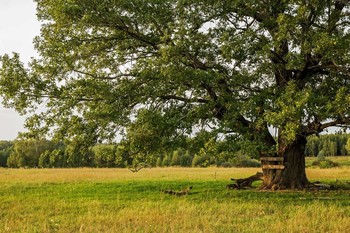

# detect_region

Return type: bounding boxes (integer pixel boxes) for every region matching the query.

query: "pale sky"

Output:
[0,0,40,140]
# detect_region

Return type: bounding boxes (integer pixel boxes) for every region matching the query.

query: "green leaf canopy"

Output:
[1,0,350,153]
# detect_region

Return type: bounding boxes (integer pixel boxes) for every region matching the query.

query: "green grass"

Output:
[306,156,350,167]
[1,167,350,232]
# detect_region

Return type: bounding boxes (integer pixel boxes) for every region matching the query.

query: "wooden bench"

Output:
[260,157,285,170]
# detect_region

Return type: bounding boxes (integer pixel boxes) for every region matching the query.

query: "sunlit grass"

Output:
[306,156,350,167]
[0,167,261,183]
[2,166,350,183]
[1,167,350,232]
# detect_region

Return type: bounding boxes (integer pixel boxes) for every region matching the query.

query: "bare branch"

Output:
[72,69,135,80]
[160,95,208,104]
[307,117,350,136]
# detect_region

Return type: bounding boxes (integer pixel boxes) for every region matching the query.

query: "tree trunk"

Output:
[262,135,312,190]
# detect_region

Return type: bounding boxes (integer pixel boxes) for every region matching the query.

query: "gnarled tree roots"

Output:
[261,178,315,191]
[227,173,334,190]
[227,172,263,189]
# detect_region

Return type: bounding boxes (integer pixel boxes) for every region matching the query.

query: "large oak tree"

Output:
[1,0,350,189]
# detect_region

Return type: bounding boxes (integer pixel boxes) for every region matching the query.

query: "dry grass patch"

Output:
[0,167,261,183]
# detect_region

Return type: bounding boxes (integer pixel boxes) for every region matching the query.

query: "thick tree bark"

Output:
[262,135,312,190]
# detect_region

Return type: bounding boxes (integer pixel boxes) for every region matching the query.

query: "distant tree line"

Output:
[305,133,350,157]
[0,130,259,168]
[0,133,350,168]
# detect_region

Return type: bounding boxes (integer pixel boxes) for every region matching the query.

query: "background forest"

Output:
[1,133,349,168]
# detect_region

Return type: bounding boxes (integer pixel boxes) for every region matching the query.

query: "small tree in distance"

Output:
[345,138,350,155]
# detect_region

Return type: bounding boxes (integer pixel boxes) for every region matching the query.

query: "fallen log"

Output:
[227,172,263,189]
[313,181,333,190]
[161,186,193,196]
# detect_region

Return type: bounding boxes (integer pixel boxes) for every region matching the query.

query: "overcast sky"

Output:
[0,0,40,140]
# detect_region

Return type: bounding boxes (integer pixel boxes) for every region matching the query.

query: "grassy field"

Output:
[306,156,350,167]
[1,167,350,233]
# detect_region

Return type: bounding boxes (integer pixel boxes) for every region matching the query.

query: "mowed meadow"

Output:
[1,165,350,233]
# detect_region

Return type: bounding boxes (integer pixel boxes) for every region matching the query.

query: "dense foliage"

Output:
[305,133,349,157]
[1,0,350,188]
[1,133,349,168]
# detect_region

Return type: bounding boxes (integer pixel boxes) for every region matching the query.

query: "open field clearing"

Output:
[306,156,350,167]
[1,167,350,233]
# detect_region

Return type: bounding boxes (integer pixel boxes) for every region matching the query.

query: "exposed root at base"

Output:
[226,172,263,189]
[227,173,336,191]
[260,181,338,191]
[260,181,321,191]
[312,182,333,190]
